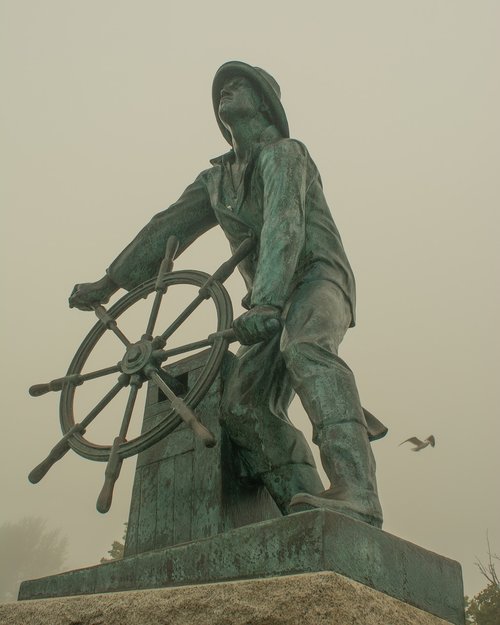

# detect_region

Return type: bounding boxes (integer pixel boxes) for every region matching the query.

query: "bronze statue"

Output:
[69,61,387,528]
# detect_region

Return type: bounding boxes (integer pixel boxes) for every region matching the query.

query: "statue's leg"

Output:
[220,335,324,514]
[281,280,383,528]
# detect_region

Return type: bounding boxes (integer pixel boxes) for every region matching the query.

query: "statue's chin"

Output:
[218,107,233,127]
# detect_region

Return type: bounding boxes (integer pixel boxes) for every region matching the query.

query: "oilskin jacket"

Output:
[107,128,356,324]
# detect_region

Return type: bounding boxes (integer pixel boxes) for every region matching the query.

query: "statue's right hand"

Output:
[69,275,118,311]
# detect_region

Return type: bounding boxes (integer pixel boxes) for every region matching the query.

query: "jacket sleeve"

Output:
[107,171,217,291]
[250,140,308,308]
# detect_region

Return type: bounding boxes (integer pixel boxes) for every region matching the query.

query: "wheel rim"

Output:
[60,270,233,461]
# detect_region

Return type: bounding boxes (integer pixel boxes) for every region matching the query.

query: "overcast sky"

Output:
[1,0,499,599]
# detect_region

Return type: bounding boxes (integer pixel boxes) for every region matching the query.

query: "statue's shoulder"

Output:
[196,166,216,180]
[258,137,309,161]
[189,165,219,191]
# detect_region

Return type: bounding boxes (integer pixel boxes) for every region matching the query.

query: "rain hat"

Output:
[212,61,289,145]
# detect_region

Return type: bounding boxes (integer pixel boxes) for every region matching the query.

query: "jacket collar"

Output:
[209,150,233,166]
[209,125,282,166]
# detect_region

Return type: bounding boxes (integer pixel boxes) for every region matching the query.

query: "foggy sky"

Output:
[1,0,499,598]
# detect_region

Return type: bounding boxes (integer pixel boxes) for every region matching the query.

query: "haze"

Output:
[1,0,499,598]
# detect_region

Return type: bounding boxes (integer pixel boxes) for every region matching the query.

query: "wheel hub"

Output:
[121,340,153,374]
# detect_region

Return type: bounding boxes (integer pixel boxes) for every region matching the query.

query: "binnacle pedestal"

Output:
[123,349,281,557]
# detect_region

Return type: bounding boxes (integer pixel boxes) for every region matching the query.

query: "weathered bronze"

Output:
[29,237,255,511]
[20,64,472,622]
[31,60,388,528]
[18,509,466,625]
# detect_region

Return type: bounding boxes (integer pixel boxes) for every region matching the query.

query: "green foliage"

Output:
[0,517,67,602]
[465,583,500,625]
[465,596,474,625]
[466,538,500,625]
[100,522,127,563]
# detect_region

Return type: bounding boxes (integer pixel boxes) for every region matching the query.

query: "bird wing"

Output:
[400,437,423,446]
[426,435,436,447]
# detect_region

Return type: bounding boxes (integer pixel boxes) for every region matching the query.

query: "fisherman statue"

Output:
[69,61,386,528]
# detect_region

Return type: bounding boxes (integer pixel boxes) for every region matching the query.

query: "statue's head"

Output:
[212,61,289,145]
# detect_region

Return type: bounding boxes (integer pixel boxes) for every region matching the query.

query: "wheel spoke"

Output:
[29,364,121,397]
[79,374,130,430]
[96,380,141,514]
[148,368,215,447]
[144,291,165,341]
[202,236,256,290]
[159,294,206,343]
[93,305,131,347]
[118,381,140,440]
[96,435,123,514]
[152,328,236,363]
[28,375,129,484]
[144,236,179,340]
[158,237,254,344]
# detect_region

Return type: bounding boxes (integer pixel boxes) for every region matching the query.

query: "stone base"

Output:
[2,572,460,625]
[18,510,464,625]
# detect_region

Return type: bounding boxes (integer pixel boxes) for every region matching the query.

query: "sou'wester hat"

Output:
[212,61,290,145]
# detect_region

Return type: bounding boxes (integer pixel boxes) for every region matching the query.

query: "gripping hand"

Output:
[233,305,282,345]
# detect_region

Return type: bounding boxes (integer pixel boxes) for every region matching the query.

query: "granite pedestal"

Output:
[9,571,463,625]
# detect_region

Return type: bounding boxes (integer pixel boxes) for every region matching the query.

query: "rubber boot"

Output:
[260,463,324,516]
[290,423,383,528]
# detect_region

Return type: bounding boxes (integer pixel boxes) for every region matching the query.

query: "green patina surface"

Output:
[18,509,465,625]
[67,61,388,529]
[24,62,465,625]
[21,352,464,625]
[124,351,280,558]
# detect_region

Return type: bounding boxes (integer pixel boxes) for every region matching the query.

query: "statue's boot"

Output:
[290,423,383,528]
[260,463,324,516]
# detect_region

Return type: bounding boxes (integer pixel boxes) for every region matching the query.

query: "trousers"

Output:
[220,279,368,481]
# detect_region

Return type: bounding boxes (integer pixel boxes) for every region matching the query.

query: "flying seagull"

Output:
[399,435,436,451]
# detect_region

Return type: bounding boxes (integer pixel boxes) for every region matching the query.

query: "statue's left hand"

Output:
[69,275,119,311]
[233,305,282,345]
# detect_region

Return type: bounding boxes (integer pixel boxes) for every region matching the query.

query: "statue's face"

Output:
[218,76,262,127]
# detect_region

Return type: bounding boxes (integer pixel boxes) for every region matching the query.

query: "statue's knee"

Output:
[281,339,350,375]
[219,395,249,430]
[280,340,312,374]
[219,395,234,425]
[281,340,297,367]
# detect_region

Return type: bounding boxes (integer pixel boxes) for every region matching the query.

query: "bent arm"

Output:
[107,171,217,291]
[69,172,217,310]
